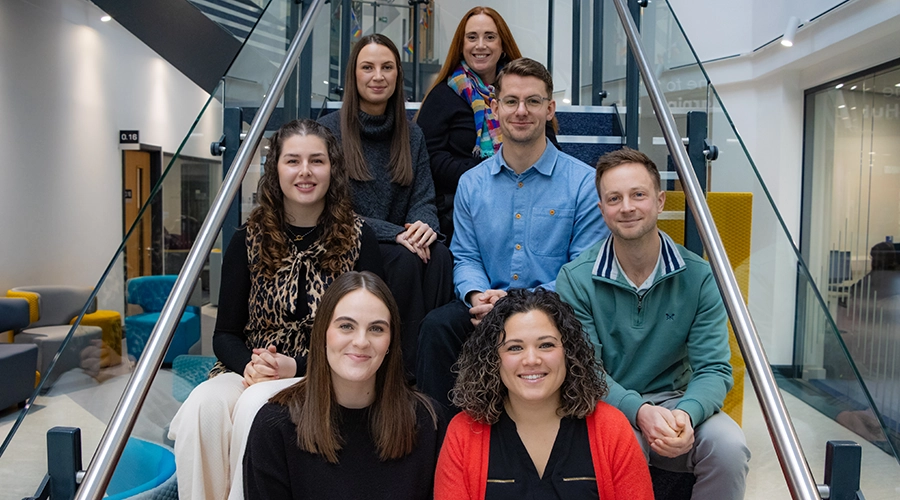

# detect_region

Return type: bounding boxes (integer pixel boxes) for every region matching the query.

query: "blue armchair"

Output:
[125,275,200,364]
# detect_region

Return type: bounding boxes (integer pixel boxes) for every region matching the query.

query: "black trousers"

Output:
[415,299,474,412]
[379,242,454,379]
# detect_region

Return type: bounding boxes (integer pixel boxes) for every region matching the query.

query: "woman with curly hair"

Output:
[244,271,445,499]
[435,288,652,500]
[169,119,384,500]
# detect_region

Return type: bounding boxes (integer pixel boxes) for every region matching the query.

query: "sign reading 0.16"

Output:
[119,130,140,144]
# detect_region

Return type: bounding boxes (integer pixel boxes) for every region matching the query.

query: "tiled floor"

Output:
[2,373,900,499]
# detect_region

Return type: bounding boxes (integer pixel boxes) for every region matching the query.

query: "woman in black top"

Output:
[244,271,444,499]
[168,119,384,500]
[416,7,558,242]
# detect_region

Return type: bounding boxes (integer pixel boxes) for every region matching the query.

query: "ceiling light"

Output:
[101,15,112,22]
[851,107,856,110]
[835,83,844,89]
[895,83,900,87]
[838,105,845,108]
[781,16,799,47]
[850,86,857,90]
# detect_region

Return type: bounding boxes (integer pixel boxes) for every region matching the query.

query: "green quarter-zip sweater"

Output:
[556,230,732,428]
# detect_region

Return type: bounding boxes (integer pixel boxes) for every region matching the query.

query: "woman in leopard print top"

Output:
[169,119,384,500]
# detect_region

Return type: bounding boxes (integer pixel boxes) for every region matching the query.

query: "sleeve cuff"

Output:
[675,398,705,427]
[618,393,647,427]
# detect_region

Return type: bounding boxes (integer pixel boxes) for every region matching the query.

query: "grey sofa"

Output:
[0,297,38,409]
[7,286,102,389]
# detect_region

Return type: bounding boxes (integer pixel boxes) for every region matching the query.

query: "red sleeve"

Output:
[589,403,654,500]
[435,413,490,500]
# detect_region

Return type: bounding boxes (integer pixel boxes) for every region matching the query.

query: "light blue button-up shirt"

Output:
[450,138,609,302]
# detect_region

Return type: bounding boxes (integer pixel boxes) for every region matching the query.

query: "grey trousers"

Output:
[633,391,751,500]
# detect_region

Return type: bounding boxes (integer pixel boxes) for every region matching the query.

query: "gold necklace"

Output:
[285,225,318,241]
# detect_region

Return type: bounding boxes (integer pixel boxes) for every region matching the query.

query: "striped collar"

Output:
[592,230,686,281]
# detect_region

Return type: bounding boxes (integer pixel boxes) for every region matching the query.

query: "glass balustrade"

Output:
[0,1,298,497]
[628,0,900,494]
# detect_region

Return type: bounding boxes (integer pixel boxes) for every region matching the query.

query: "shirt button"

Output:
[513,274,519,280]
[515,213,521,219]
[515,244,522,250]
[549,209,556,215]
[518,182,524,188]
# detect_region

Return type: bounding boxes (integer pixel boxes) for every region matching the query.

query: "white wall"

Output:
[0,0,220,312]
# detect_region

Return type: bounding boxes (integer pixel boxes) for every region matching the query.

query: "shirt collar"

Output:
[490,137,557,176]
[592,230,686,282]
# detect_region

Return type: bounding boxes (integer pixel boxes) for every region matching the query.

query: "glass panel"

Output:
[308,1,413,107]
[802,65,900,460]
[186,0,270,44]
[600,0,627,107]
[634,0,900,493]
[634,0,710,177]
[0,1,302,497]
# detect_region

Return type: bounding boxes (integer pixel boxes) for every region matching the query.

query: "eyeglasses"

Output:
[497,96,551,111]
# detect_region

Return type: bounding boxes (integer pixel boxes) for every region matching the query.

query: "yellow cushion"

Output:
[6,290,40,324]
[74,310,124,367]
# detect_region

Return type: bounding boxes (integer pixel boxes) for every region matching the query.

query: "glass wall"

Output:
[801,59,900,450]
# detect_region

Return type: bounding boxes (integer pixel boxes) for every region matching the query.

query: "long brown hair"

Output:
[452,288,607,425]
[271,271,437,463]
[340,34,413,186]
[246,119,357,277]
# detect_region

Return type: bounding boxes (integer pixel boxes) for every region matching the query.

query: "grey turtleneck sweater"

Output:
[318,108,440,243]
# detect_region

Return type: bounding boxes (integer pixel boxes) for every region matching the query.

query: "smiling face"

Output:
[277,134,331,225]
[491,74,555,147]
[498,309,566,409]
[462,13,503,84]
[355,42,398,116]
[598,162,666,244]
[325,288,392,404]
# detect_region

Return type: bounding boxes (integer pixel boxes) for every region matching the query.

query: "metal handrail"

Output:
[74,0,327,497]
[609,0,820,498]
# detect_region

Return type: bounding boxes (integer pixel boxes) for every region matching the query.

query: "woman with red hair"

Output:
[416,7,557,242]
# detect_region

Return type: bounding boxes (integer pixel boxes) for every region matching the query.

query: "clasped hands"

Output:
[636,404,695,458]
[466,289,508,327]
[396,221,438,263]
[242,344,297,388]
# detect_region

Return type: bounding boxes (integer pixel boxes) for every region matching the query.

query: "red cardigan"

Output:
[434,402,654,500]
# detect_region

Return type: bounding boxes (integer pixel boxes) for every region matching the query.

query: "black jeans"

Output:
[415,299,474,412]
[380,242,454,379]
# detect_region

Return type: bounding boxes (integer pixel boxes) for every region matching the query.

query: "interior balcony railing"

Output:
[0,1,894,498]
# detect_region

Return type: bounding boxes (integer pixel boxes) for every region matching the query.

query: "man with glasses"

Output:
[416,57,608,411]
